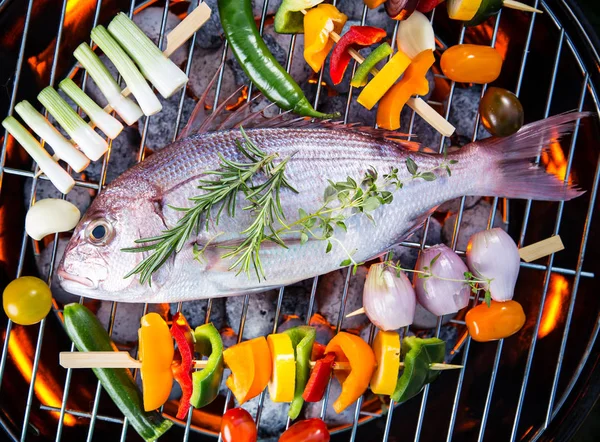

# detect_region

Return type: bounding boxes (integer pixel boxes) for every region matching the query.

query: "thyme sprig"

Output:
[385,257,494,307]
[122,128,296,284]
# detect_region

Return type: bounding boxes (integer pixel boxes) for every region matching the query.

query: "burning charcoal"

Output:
[26,179,93,215]
[447,87,489,146]
[389,216,442,269]
[252,0,281,17]
[241,395,288,438]
[192,0,223,49]
[412,303,454,329]
[437,196,481,214]
[189,45,238,106]
[263,28,313,87]
[278,316,305,332]
[169,297,225,330]
[309,313,336,345]
[442,200,507,251]
[35,238,78,305]
[304,379,357,425]
[316,265,369,330]
[84,126,140,185]
[134,7,189,67]
[137,92,196,151]
[96,302,169,347]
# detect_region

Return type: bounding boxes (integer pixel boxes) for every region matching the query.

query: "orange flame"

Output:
[8,326,77,426]
[538,274,569,338]
[541,141,569,183]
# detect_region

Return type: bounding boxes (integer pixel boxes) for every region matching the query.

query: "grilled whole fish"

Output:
[57,114,584,302]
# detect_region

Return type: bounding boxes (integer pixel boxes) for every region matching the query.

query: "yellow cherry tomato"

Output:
[3,276,52,325]
[466,300,526,342]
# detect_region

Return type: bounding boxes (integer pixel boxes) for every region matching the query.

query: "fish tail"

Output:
[474,112,589,201]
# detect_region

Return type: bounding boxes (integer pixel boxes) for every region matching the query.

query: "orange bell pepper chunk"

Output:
[223,336,272,404]
[363,0,386,9]
[377,49,435,130]
[466,300,526,342]
[304,4,348,73]
[138,313,174,411]
[324,332,376,413]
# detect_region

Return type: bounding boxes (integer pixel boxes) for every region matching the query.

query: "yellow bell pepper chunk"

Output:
[138,313,174,411]
[266,333,296,402]
[304,4,348,73]
[357,50,412,110]
[370,330,401,395]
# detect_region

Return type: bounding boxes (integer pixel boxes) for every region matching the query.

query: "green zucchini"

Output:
[63,303,173,442]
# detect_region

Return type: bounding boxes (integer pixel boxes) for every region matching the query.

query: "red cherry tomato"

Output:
[220,408,257,442]
[279,418,330,442]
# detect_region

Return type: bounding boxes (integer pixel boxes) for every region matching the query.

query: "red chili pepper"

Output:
[311,342,326,361]
[329,26,387,85]
[170,313,195,419]
[302,354,335,402]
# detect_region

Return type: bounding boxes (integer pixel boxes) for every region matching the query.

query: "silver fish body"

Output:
[57,115,583,303]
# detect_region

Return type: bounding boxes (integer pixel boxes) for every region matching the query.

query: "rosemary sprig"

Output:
[122,128,295,284]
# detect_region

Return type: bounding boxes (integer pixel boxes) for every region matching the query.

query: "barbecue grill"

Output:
[0,0,599,441]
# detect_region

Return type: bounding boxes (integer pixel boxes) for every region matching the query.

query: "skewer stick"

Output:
[301,11,455,137]
[345,235,564,318]
[59,351,462,371]
[503,0,543,13]
[35,2,212,178]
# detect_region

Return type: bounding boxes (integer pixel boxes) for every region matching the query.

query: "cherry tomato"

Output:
[465,300,526,342]
[440,44,503,84]
[3,276,52,325]
[220,408,257,442]
[479,87,524,137]
[279,418,330,442]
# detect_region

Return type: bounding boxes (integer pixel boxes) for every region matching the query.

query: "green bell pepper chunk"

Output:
[274,0,324,34]
[464,0,502,27]
[391,337,445,403]
[350,43,393,88]
[284,326,316,419]
[190,323,224,409]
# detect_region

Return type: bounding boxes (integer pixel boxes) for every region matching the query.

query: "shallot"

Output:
[466,228,520,302]
[396,11,436,59]
[414,244,470,316]
[363,263,416,330]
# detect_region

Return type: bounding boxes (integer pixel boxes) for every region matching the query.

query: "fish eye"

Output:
[86,219,113,245]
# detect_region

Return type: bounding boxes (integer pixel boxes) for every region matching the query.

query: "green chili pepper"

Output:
[218,0,336,119]
[464,0,502,27]
[391,337,445,403]
[190,323,224,409]
[63,304,172,442]
[284,326,316,419]
[274,0,323,34]
[350,43,393,88]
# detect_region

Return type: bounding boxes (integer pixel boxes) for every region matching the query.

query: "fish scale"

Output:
[57,115,585,302]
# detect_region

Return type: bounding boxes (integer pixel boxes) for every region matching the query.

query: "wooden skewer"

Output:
[59,351,463,371]
[301,10,455,137]
[503,0,543,13]
[346,235,564,318]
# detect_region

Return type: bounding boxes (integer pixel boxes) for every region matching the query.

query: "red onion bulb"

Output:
[414,244,470,316]
[363,263,416,330]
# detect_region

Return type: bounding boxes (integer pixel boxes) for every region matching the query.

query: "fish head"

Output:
[57,181,169,301]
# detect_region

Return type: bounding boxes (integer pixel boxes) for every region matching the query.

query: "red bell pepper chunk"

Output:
[417,0,444,13]
[311,342,326,361]
[302,354,336,402]
[329,26,387,85]
[170,313,195,420]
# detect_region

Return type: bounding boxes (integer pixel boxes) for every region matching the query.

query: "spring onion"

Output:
[91,25,162,116]
[107,13,188,98]
[2,116,74,194]
[14,101,89,173]
[73,43,143,125]
[38,87,108,162]
[59,78,123,139]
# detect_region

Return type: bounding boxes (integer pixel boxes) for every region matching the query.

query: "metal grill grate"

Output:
[0,0,599,441]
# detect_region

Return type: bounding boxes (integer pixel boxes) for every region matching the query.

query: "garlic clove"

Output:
[25,198,81,241]
[466,228,520,302]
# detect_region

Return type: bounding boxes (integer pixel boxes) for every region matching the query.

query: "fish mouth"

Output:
[57,269,96,289]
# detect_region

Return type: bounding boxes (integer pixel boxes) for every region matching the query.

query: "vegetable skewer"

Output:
[300,8,455,137]
[59,351,462,371]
